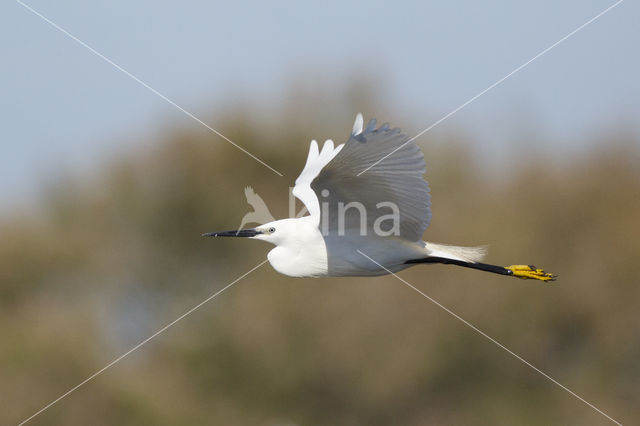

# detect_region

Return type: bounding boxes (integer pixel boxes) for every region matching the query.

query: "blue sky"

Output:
[1,0,638,210]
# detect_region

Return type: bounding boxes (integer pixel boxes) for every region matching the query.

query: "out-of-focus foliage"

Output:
[1,92,639,425]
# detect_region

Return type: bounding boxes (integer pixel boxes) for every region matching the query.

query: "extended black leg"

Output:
[405,257,556,281]
[405,256,513,276]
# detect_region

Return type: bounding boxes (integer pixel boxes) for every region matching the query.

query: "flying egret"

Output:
[204,114,555,281]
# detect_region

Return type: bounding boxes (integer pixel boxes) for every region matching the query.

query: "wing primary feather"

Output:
[309,115,431,241]
[365,119,377,133]
[293,116,431,242]
[292,138,345,219]
[352,113,364,136]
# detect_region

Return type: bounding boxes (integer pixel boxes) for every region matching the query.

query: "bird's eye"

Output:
[268,227,276,233]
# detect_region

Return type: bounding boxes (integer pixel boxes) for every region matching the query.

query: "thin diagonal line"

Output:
[17,259,269,426]
[357,0,624,176]
[356,250,623,425]
[14,0,284,177]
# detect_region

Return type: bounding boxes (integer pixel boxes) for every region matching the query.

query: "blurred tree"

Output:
[1,85,639,425]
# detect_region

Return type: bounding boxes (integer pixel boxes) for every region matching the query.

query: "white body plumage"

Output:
[205,113,555,282]
[207,114,486,277]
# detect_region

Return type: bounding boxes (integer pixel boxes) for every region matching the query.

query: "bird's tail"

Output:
[424,242,488,263]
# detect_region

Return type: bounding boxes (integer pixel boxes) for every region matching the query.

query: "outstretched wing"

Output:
[292,138,344,220]
[293,113,431,242]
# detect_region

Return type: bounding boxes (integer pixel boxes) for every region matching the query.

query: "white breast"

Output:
[266,218,329,277]
[267,244,329,277]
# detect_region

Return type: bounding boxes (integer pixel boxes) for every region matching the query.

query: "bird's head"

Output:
[202,218,297,246]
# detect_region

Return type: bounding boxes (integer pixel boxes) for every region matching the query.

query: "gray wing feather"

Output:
[311,118,431,241]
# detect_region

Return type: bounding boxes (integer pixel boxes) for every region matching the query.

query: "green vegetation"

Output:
[2,99,639,425]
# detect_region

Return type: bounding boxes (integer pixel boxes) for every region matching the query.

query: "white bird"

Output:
[204,114,555,282]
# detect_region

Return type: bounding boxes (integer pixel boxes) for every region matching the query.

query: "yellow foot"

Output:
[505,265,557,282]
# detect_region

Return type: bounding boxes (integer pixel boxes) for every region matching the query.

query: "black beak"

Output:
[202,228,262,238]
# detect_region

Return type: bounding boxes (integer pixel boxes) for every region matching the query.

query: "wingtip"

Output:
[352,113,364,136]
[365,118,377,133]
[309,139,319,156]
[321,139,335,153]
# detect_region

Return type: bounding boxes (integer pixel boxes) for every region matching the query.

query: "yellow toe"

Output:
[505,265,557,282]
